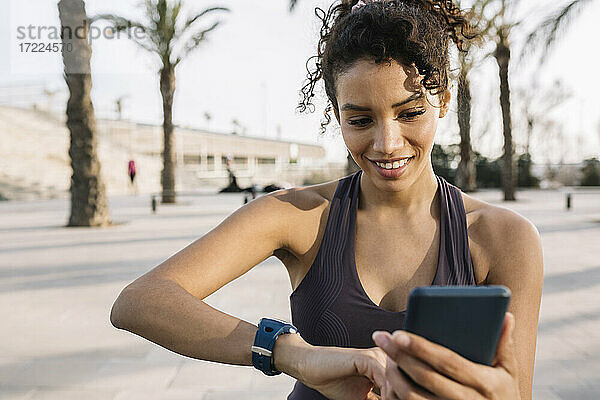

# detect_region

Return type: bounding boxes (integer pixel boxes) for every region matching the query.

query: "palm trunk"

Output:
[58,0,110,227]
[160,64,176,203]
[495,37,516,201]
[456,69,476,192]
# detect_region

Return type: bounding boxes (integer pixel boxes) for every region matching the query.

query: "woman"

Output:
[110,1,543,399]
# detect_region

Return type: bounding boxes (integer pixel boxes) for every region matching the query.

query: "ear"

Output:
[439,89,451,118]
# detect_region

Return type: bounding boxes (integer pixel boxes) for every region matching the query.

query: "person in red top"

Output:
[128,160,136,183]
[127,159,137,194]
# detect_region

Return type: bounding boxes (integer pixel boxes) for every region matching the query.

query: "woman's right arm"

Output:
[110,189,306,368]
[110,188,387,398]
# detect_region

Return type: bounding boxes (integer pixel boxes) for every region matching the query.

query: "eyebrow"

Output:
[340,92,424,112]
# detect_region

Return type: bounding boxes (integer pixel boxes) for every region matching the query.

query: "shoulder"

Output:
[460,192,543,283]
[258,177,341,254]
[263,177,338,213]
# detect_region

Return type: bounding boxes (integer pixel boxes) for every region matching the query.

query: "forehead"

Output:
[335,59,423,105]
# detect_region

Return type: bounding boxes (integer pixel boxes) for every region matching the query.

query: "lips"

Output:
[369,156,414,178]
[368,156,415,169]
[368,157,414,163]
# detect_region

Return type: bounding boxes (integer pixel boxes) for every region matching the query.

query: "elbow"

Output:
[110,286,139,330]
[109,298,125,330]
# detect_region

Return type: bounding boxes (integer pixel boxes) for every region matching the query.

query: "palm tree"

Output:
[492,2,517,200]
[58,0,111,227]
[522,0,595,66]
[94,0,229,203]
[471,0,522,201]
[453,0,496,193]
[455,53,477,192]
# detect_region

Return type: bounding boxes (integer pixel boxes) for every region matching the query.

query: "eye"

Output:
[398,109,426,121]
[347,117,372,127]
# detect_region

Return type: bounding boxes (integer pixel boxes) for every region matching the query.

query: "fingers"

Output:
[355,347,388,394]
[369,348,389,393]
[389,348,484,400]
[374,329,490,391]
[493,312,518,376]
[384,356,440,400]
[381,379,398,400]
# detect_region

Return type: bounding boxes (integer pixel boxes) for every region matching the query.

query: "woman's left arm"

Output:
[484,209,544,400]
[374,208,544,400]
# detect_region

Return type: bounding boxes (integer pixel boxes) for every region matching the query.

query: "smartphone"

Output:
[404,285,511,366]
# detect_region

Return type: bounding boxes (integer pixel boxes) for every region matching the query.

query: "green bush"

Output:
[580,158,600,186]
[474,152,502,188]
[517,153,540,188]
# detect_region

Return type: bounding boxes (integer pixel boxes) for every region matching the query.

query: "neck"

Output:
[358,162,439,219]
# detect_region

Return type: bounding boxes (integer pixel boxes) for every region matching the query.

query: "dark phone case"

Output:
[404,285,511,366]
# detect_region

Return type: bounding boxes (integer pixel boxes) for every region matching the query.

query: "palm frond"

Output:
[174,21,222,65]
[95,0,229,68]
[520,0,592,66]
[165,0,181,45]
[91,14,145,32]
[157,0,168,27]
[91,14,155,54]
[182,7,230,31]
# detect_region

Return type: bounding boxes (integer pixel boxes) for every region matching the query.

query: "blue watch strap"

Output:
[251,318,298,376]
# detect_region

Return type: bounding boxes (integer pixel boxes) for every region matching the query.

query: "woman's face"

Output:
[333,58,450,191]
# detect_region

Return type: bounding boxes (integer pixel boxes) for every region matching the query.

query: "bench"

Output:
[561,187,600,210]
[150,189,260,213]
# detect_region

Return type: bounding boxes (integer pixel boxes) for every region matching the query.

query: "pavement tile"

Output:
[15,359,105,387]
[202,390,292,400]
[82,358,182,390]
[0,359,31,387]
[568,336,600,360]
[557,358,600,387]
[114,388,207,400]
[532,388,561,400]
[535,335,580,361]
[551,386,600,400]
[27,388,117,400]
[0,387,35,400]
[532,360,587,388]
[169,361,253,390]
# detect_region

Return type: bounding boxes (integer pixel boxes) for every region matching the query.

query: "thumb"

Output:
[493,312,518,375]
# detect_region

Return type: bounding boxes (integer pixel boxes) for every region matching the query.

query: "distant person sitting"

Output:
[219,158,242,193]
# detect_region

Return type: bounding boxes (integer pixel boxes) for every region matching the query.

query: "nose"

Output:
[372,119,408,156]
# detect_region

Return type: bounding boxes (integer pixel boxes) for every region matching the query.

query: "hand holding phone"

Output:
[372,286,520,400]
[403,285,511,365]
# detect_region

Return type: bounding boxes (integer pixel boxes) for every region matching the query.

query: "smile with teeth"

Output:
[373,157,413,170]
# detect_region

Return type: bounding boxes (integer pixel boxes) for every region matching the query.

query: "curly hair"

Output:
[297,0,477,135]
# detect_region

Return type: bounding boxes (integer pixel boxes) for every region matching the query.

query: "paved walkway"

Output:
[1,188,599,399]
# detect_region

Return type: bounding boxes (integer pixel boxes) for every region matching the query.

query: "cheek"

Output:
[405,119,437,148]
[341,130,369,153]
[415,115,439,144]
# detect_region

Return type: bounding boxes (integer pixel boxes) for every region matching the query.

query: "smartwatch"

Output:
[251,318,298,376]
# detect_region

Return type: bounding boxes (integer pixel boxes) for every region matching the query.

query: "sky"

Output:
[1,0,599,164]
